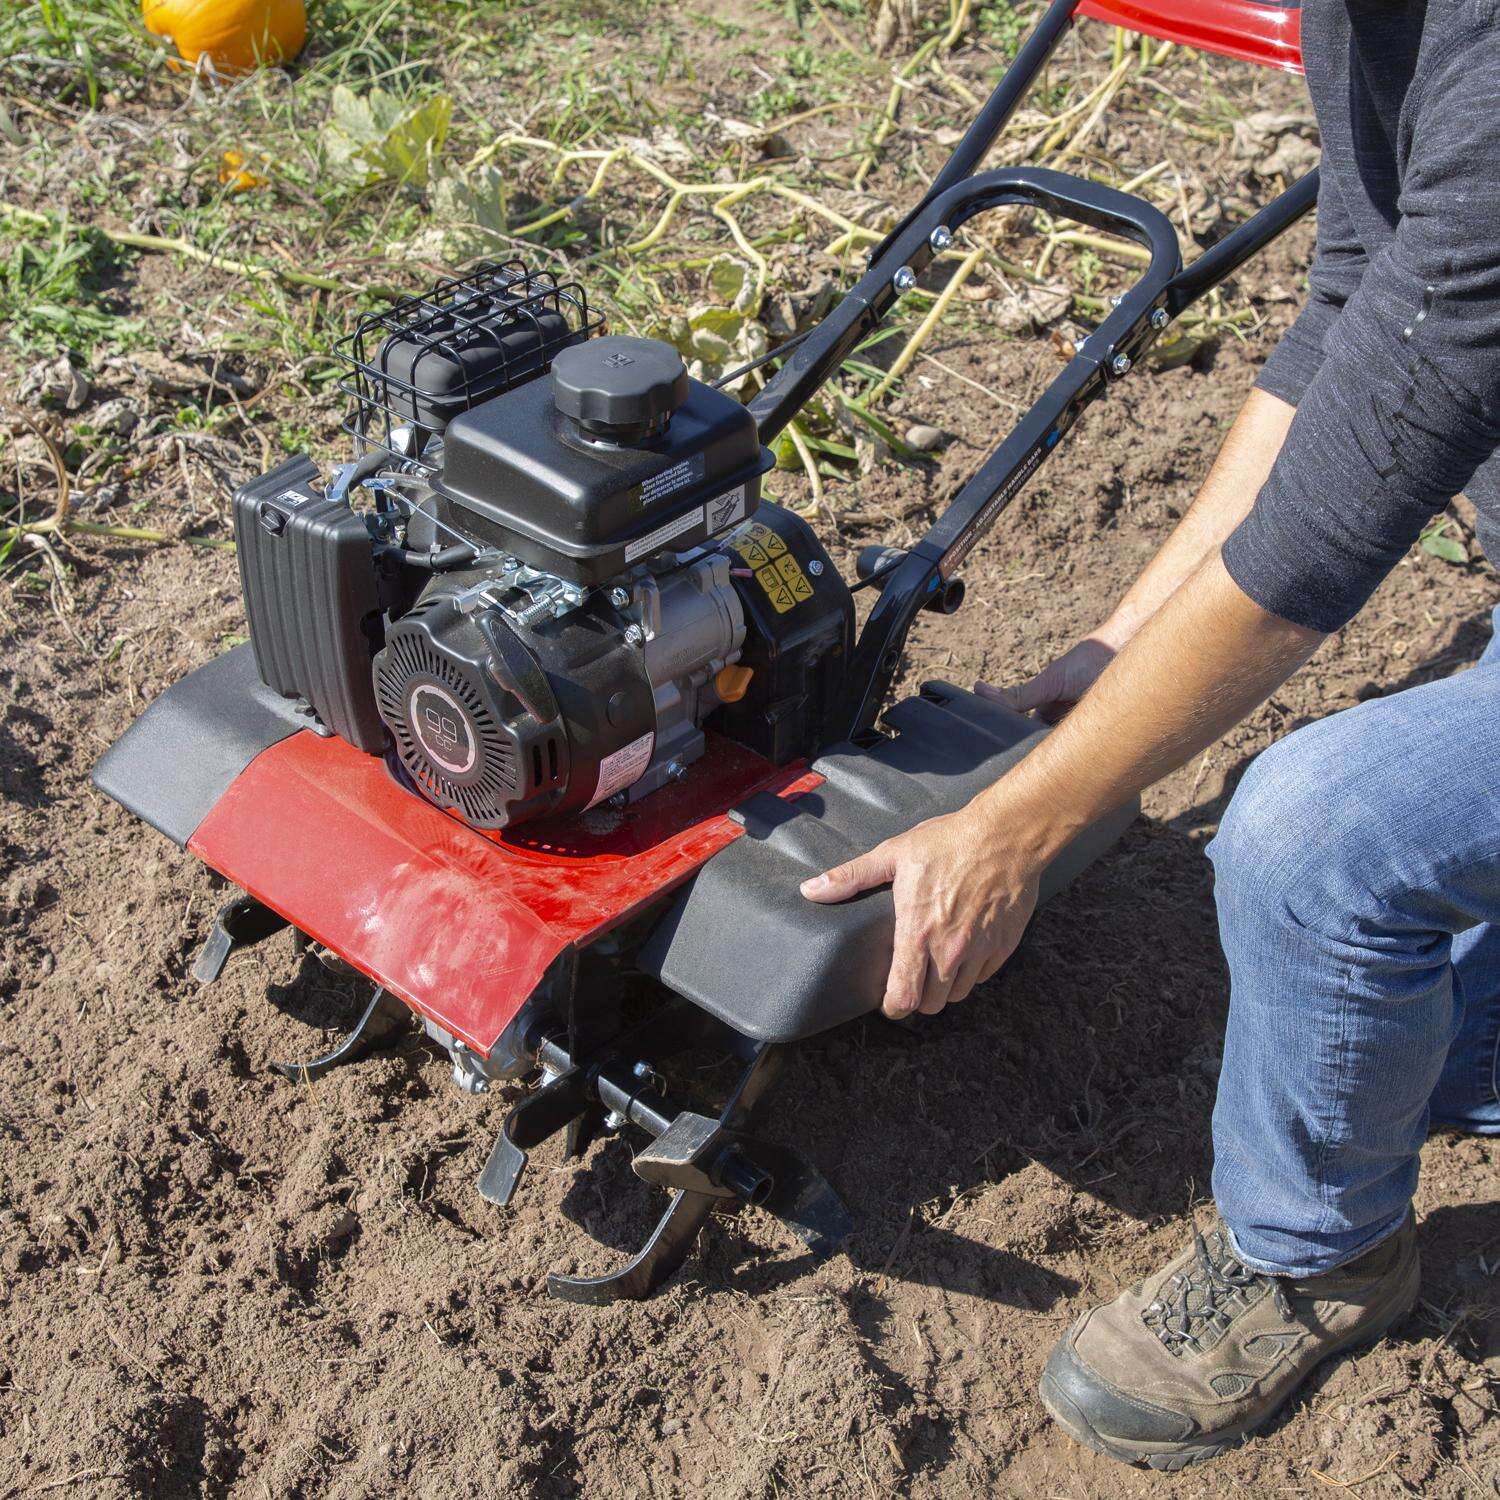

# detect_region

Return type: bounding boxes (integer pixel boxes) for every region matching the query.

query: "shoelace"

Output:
[1144,1228,1294,1354]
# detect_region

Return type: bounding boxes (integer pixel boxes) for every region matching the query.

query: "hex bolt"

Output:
[665,760,688,782]
[808,559,824,577]
[623,623,645,646]
[603,1109,627,1131]
[893,265,917,293]
[608,586,631,608]
[929,225,953,251]
[1110,353,1133,377]
[1150,307,1169,330]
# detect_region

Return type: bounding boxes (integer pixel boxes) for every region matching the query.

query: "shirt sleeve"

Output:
[1254,172,1370,409]
[1224,30,1500,633]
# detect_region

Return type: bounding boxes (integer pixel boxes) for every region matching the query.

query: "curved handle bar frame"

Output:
[743,0,1318,742]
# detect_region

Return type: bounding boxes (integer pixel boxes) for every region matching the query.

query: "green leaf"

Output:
[707,256,757,313]
[800,433,856,460]
[688,305,746,341]
[324,86,452,189]
[838,397,924,461]
[772,428,802,471]
[1421,529,1467,564]
[376,94,453,188]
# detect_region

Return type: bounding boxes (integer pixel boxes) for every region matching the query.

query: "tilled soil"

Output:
[5,12,1500,1500]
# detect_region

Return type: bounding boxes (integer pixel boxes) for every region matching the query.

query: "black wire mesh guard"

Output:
[336,260,603,470]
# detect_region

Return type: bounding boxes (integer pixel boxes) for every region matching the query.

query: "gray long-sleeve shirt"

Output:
[1222,0,1500,633]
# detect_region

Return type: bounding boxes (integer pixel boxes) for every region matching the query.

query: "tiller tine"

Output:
[485,1012,853,1304]
[269,985,412,1083]
[193,893,289,984]
[732,1142,854,1259]
[548,1190,718,1306]
[476,1065,592,1207]
[193,895,413,1080]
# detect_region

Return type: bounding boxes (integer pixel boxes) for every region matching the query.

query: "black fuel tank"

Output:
[435,336,773,584]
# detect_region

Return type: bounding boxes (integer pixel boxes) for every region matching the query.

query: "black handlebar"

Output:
[748,165,1182,446]
[742,0,1319,742]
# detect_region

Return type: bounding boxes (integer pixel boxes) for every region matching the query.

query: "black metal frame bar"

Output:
[745,0,1319,740]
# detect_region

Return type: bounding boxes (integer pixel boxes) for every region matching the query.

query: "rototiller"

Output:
[96,0,1312,1301]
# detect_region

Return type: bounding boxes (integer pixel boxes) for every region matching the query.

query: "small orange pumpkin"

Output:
[219,149,268,192]
[142,0,307,72]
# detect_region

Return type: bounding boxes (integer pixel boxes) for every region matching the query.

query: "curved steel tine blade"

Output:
[547,1190,715,1305]
[477,1132,529,1208]
[745,1142,854,1258]
[478,1068,588,1208]
[269,986,410,1083]
[565,1106,606,1162]
[194,894,289,985]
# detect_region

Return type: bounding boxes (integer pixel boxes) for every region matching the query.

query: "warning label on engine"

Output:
[728,520,788,571]
[637,453,706,506]
[756,552,814,614]
[704,483,748,534]
[624,506,702,563]
[586,730,655,810]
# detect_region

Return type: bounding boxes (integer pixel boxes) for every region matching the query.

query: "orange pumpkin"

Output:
[142,0,307,72]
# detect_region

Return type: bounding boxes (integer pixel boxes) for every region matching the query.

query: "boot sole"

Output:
[1038,1267,1419,1472]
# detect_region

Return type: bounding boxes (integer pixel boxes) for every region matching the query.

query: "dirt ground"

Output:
[4,4,1500,1497]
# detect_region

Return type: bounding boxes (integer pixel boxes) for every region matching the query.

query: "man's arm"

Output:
[803,552,1322,1017]
[991,387,1294,720]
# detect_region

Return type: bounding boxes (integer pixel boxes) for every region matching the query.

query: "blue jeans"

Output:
[1208,605,1500,1278]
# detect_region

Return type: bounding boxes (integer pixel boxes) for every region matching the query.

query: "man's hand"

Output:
[800,811,1041,1020]
[978,637,1117,723]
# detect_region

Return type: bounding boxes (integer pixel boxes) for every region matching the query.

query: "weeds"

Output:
[0,222,142,356]
[2,0,144,108]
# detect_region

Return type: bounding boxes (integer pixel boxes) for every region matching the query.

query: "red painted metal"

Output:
[1079,0,1302,74]
[189,731,821,1056]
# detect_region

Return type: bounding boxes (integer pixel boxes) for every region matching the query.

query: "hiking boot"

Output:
[1039,1210,1419,1471]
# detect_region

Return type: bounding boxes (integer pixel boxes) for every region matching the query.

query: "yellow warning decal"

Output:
[749,522,788,558]
[750,553,814,613]
[775,551,814,602]
[736,535,771,569]
[754,563,796,613]
[730,521,810,613]
[729,520,788,571]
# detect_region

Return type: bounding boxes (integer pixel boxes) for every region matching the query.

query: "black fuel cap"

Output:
[551,335,689,443]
